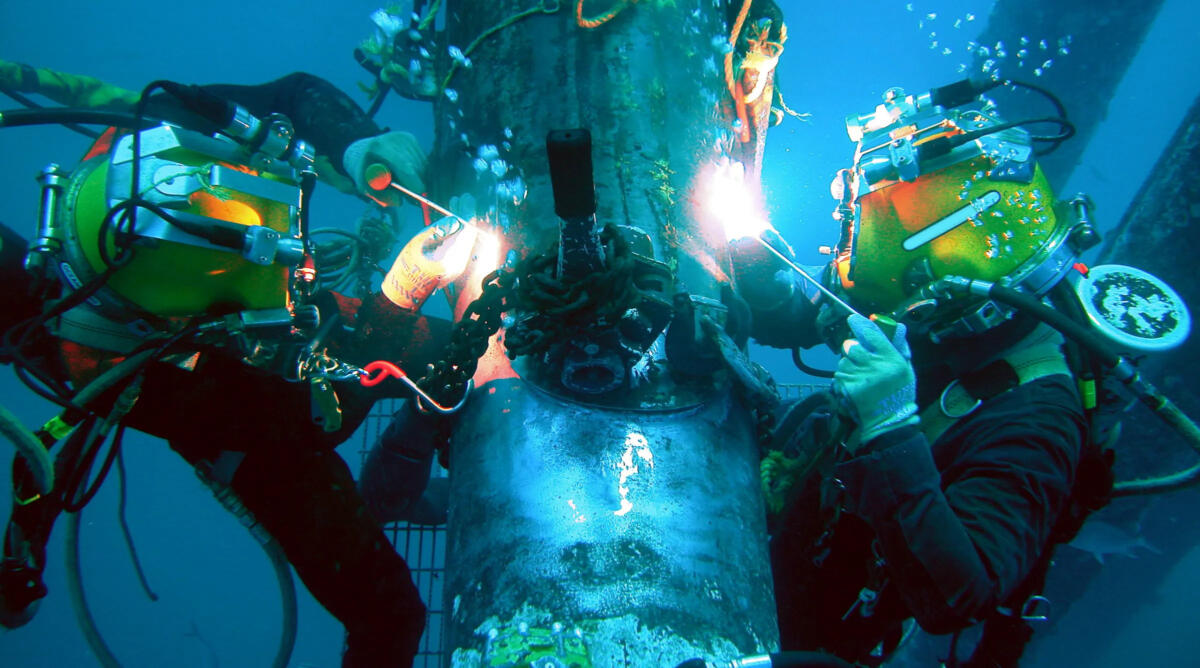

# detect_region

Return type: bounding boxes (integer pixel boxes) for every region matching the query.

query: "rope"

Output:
[720,0,748,142]
[739,22,785,104]
[576,0,632,28]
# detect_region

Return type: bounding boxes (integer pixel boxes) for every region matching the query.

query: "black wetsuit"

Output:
[745,266,1084,665]
[771,376,1082,664]
[1,73,434,667]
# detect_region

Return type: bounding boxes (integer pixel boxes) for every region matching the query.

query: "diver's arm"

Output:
[199,72,384,176]
[728,235,826,349]
[832,377,1083,631]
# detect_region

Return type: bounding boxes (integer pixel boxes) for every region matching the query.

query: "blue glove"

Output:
[834,314,919,445]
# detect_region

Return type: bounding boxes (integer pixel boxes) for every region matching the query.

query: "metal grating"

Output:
[358,383,830,666]
[358,398,448,668]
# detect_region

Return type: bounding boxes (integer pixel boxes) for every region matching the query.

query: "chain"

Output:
[417,267,518,406]
[415,225,642,406]
[504,225,640,357]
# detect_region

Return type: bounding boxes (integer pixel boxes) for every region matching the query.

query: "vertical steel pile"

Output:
[426,1,781,665]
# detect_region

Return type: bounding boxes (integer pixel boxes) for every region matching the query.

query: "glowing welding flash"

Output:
[435,220,481,283]
[704,159,774,242]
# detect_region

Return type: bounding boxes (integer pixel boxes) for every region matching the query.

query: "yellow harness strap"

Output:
[920,331,1072,445]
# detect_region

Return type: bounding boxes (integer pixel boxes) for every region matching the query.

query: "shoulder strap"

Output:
[920,333,1071,444]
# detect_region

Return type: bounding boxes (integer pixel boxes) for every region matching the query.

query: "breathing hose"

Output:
[930,277,1200,495]
[0,106,157,131]
[0,403,53,496]
[64,474,298,668]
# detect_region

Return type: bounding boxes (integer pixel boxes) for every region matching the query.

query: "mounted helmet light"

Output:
[831,78,1094,341]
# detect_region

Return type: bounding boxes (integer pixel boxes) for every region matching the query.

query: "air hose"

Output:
[0,106,157,131]
[196,467,298,668]
[63,470,299,668]
[0,403,53,496]
[930,277,1200,496]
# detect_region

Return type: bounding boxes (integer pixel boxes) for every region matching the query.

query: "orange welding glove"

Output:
[380,218,478,310]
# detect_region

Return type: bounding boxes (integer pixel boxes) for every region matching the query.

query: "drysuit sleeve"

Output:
[197,72,384,175]
[728,235,826,350]
[831,376,1083,632]
[141,72,383,177]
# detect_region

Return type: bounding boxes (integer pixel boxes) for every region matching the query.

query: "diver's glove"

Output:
[833,314,918,446]
[342,130,427,203]
[381,217,478,310]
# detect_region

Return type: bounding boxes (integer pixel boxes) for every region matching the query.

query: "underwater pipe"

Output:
[926,277,1200,496]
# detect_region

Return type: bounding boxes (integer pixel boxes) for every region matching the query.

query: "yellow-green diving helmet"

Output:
[831,84,1097,339]
[46,123,309,351]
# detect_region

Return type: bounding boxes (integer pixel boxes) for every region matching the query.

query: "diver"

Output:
[0,62,474,667]
[727,79,1148,667]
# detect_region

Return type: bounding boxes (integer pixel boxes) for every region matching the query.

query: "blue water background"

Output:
[0,1,1197,666]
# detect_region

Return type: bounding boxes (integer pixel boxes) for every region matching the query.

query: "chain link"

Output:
[415,225,642,406]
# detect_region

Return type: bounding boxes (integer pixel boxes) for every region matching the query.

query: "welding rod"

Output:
[364,163,470,226]
[751,235,865,319]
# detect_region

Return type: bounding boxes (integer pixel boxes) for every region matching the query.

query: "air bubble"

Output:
[445,88,458,102]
